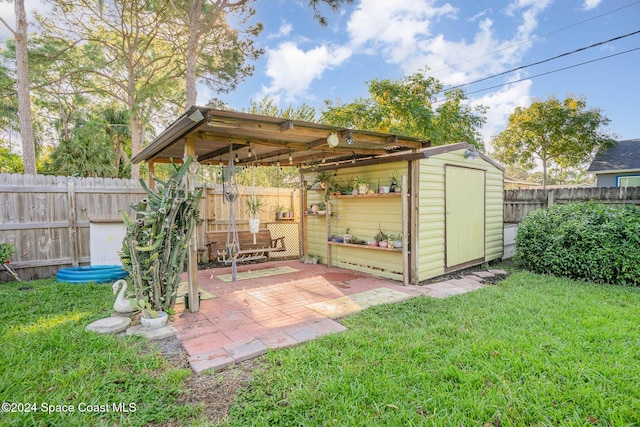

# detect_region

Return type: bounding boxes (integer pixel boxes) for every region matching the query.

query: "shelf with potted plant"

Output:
[326,173,410,285]
[330,192,401,199]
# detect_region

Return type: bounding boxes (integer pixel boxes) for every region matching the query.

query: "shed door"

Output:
[445,166,485,268]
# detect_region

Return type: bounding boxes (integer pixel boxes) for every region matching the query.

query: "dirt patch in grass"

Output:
[149,337,263,426]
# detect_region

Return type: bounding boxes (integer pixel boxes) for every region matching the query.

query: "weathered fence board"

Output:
[504,186,640,223]
[0,173,300,281]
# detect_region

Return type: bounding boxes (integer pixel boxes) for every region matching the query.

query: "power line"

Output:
[430,0,640,76]
[442,29,640,93]
[433,46,640,103]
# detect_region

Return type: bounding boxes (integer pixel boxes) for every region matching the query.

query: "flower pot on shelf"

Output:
[378,241,388,248]
[369,240,378,246]
[357,184,369,194]
[140,311,168,329]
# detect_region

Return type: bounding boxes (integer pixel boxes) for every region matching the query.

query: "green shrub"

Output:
[515,201,640,285]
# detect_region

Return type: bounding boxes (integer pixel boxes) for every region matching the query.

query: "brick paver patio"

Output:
[173,260,502,373]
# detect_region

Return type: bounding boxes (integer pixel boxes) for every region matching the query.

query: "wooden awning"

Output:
[132,106,429,166]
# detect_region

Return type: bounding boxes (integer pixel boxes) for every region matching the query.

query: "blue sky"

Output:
[2,0,638,148]
[211,0,640,147]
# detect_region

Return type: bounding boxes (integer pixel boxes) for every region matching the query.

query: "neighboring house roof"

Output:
[587,138,640,173]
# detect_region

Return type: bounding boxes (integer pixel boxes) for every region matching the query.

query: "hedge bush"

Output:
[515,201,640,286]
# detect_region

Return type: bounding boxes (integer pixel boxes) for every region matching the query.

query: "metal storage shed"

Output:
[301,143,504,285]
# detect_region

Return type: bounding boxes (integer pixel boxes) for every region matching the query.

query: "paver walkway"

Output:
[172,260,505,373]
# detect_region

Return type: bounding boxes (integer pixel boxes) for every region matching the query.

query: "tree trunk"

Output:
[185,0,203,109]
[130,115,144,180]
[14,0,36,175]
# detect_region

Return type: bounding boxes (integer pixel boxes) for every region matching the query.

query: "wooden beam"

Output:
[199,143,248,163]
[302,151,429,172]
[185,135,200,313]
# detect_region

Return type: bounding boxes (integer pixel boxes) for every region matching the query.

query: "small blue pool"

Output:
[56,265,128,283]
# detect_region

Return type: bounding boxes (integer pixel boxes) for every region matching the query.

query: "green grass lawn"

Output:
[223,271,640,427]
[0,278,202,427]
[2,270,640,426]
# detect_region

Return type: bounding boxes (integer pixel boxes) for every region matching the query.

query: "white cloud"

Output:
[582,0,602,11]
[259,42,352,102]
[268,22,293,39]
[347,0,457,62]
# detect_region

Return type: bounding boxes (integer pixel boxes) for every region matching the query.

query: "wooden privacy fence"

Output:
[504,186,640,223]
[0,173,146,281]
[0,173,300,281]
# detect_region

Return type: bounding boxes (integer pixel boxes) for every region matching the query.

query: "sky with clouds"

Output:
[1,0,638,148]
[212,0,640,146]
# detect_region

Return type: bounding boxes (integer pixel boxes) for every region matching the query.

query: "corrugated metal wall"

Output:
[417,149,504,281]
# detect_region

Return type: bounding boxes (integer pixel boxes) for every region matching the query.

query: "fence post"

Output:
[547,189,555,207]
[67,177,79,266]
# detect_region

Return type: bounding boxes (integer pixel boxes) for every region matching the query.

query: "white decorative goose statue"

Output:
[112,279,135,313]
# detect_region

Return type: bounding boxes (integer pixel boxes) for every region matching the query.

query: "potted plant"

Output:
[344,228,352,243]
[390,171,401,193]
[275,205,285,220]
[354,176,369,194]
[134,298,168,329]
[0,242,20,281]
[245,196,265,233]
[375,225,388,248]
[120,157,202,323]
[317,201,326,215]
[314,171,333,190]
[300,254,319,264]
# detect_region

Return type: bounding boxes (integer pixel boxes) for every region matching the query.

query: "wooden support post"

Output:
[148,160,156,190]
[185,136,200,312]
[66,177,79,267]
[401,174,409,286]
[326,198,332,267]
[300,178,307,257]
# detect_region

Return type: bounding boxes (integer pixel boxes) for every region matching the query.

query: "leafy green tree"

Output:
[321,70,487,148]
[0,0,37,174]
[44,117,117,177]
[0,139,23,173]
[491,96,615,189]
[166,0,263,108]
[308,0,354,26]
[37,0,185,180]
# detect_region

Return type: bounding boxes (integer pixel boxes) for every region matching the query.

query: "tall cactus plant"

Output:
[120,157,202,312]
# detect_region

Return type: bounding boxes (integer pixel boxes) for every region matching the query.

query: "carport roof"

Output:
[132,106,430,167]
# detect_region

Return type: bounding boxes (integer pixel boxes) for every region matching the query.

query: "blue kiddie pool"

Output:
[56,265,128,283]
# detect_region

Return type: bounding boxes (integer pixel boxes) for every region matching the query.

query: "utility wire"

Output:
[441,29,640,93]
[430,0,640,76]
[432,46,640,103]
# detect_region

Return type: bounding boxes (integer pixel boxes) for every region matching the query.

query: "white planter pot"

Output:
[140,311,168,329]
[249,218,260,233]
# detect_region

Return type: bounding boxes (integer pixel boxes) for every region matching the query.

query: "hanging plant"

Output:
[245,196,265,218]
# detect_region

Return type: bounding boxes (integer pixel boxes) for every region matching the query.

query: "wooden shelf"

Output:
[328,241,403,252]
[331,192,401,199]
[304,212,327,217]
